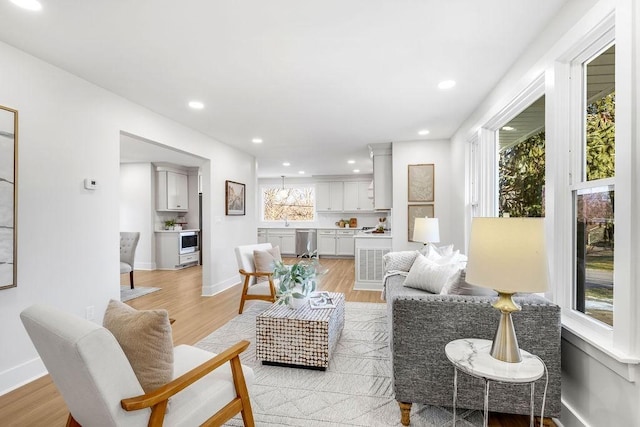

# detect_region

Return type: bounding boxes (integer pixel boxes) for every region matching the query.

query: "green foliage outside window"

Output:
[499,132,546,217]
[586,92,615,181]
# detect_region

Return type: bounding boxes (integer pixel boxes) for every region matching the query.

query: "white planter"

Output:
[289,296,308,310]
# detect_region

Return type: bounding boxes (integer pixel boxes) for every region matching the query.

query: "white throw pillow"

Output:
[420,243,454,259]
[440,269,498,296]
[403,254,463,294]
[383,250,420,272]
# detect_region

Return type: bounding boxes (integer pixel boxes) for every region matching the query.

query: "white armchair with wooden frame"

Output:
[20,304,255,427]
[234,243,279,314]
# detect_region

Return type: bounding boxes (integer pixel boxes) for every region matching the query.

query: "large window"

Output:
[572,44,615,327]
[498,96,546,218]
[262,185,315,222]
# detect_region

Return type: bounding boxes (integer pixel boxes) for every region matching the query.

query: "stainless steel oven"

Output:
[179,231,199,254]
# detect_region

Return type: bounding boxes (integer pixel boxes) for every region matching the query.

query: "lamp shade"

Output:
[466,217,548,293]
[413,217,440,243]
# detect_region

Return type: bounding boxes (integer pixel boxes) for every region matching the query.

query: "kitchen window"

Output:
[262,186,315,222]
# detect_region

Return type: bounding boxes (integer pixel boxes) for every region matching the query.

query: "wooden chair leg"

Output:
[66,413,81,427]
[238,275,250,314]
[231,356,255,427]
[398,401,412,426]
[129,270,134,289]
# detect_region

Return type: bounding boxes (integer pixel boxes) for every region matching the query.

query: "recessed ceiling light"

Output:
[347,160,355,164]
[188,101,204,109]
[298,171,305,174]
[10,0,42,11]
[282,162,290,166]
[418,129,430,136]
[502,126,515,131]
[353,169,360,173]
[438,80,456,90]
[251,138,263,144]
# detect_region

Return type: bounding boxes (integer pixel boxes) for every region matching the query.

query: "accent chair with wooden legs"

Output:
[20,304,255,427]
[234,243,278,314]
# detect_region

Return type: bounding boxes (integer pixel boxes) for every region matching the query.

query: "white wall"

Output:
[391,140,456,252]
[119,163,155,270]
[0,41,256,394]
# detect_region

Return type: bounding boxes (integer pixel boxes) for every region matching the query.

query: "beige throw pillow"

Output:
[103,300,174,392]
[253,246,282,283]
[403,254,463,294]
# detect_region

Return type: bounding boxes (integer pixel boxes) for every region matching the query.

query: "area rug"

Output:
[195,301,483,426]
[120,285,161,302]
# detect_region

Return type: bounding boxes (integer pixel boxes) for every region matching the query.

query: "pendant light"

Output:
[276,176,288,202]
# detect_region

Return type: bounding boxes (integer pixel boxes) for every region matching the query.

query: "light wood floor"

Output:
[0,257,553,426]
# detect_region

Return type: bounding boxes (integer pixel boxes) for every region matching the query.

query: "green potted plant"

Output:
[164,219,176,230]
[273,254,318,309]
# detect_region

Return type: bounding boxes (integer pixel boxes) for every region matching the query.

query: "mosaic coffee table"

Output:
[255,292,345,370]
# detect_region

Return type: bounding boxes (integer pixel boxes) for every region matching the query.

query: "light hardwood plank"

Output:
[0,258,553,426]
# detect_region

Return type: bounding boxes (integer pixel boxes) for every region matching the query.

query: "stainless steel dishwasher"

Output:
[295,229,317,257]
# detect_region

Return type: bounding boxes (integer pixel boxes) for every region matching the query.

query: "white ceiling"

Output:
[0,0,569,177]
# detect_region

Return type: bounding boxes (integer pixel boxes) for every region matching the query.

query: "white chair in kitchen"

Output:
[234,243,278,314]
[120,232,140,289]
[20,304,255,427]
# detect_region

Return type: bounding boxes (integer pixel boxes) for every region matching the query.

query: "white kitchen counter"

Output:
[354,231,392,238]
[155,229,200,233]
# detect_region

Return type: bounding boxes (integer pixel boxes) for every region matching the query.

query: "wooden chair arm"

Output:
[239,269,273,278]
[121,340,250,412]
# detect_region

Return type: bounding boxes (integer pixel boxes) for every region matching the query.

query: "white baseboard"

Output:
[134,261,156,271]
[560,399,589,427]
[202,275,239,296]
[353,281,383,291]
[0,357,46,397]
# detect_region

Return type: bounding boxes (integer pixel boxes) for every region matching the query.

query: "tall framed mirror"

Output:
[0,105,18,289]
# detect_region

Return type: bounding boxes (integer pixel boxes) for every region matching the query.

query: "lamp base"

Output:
[490,292,522,363]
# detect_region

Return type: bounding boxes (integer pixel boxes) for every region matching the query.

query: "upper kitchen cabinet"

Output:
[157,168,189,211]
[343,181,374,212]
[369,143,393,210]
[316,182,344,212]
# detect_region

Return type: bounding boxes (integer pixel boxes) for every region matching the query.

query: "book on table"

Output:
[309,292,336,309]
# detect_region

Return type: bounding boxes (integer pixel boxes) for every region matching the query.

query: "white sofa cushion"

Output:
[165,345,254,427]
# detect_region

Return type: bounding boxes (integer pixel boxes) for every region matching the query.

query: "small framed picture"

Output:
[408,164,435,202]
[225,180,245,215]
[408,204,434,242]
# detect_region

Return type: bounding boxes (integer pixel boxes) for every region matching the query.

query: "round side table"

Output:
[445,338,546,427]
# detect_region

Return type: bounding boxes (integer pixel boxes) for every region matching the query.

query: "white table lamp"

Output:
[413,217,440,244]
[465,217,549,363]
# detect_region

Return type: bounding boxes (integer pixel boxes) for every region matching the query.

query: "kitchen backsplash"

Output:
[258,211,391,230]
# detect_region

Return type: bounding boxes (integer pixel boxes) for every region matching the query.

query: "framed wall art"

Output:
[408,163,435,202]
[408,204,434,242]
[225,180,245,215]
[0,105,18,289]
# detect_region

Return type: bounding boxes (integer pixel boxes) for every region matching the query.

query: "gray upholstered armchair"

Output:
[120,232,140,289]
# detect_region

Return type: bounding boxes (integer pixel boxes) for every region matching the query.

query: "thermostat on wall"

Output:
[84,178,98,190]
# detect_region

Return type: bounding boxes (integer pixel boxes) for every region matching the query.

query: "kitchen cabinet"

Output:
[317,229,355,256]
[265,229,295,255]
[336,229,356,255]
[316,182,344,211]
[257,228,267,244]
[343,181,374,212]
[317,230,337,255]
[156,231,199,269]
[370,143,393,210]
[157,170,189,211]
